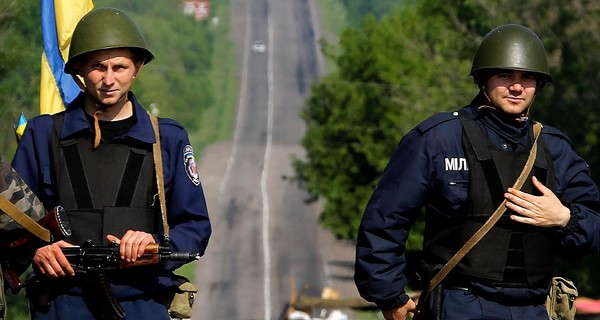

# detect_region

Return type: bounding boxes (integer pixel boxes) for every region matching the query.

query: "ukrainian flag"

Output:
[14,113,28,141]
[40,0,93,115]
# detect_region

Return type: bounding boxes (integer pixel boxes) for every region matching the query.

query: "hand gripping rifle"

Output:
[61,240,200,272]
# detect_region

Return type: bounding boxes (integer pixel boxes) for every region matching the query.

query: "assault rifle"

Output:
[56,241,199,320]
[1,206,71,293]
[61,241,200,272]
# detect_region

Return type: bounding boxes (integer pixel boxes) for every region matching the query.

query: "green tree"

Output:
[339,0,417,25]
[293,9,474,240]
[0,0,42,158]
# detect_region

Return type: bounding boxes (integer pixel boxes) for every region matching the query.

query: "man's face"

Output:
[484,70,537,117]
[78,48,140,107]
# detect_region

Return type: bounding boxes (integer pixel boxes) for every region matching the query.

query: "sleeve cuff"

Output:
[553,203,582,236]
[376,292,410,311]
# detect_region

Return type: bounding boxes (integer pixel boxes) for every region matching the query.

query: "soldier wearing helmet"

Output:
[12,7,211,320]
[355,24,600,320]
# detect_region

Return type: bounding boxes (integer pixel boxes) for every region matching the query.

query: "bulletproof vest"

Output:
[426,110,557,288]
[51,113,159,246]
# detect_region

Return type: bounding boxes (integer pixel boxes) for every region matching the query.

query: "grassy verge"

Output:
[175,260,197,281]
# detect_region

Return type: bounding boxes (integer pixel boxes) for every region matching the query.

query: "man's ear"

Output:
[71,60,82,76]
[133,61,144,77]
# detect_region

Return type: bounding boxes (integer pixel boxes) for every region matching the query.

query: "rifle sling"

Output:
[82,272,126,320]
[149,114,170,237]
[421,122,542,299]
[0,196,51,242]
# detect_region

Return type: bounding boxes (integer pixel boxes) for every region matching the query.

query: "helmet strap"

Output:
[70,72,137,149]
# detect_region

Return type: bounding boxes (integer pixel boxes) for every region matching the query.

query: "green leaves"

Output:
[294,5,474,240]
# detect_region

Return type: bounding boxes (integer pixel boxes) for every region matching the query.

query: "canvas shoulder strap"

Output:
[149,114,169,238]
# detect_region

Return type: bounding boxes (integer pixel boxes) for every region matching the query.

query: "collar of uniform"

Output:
[61,92,156,145]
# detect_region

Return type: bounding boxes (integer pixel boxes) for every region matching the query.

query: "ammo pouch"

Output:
[545,277,577,320]
[165,275,197,319]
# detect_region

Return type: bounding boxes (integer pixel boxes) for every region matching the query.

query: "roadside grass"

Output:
[175,260,197,282]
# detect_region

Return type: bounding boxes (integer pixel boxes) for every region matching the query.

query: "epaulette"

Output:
[416,111,460,135]
[158,117,185,130]
[540,124,575,148]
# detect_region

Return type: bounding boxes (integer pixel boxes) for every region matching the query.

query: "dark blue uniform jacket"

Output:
[355,105,600,311]
[12,92,212,297]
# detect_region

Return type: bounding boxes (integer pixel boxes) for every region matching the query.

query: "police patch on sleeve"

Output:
[183,145,200,186]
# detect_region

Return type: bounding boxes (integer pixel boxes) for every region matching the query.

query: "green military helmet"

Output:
[470,24,552,85]
[64,7,154,75]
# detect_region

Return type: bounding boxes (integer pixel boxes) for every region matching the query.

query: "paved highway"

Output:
[193,0,347,319]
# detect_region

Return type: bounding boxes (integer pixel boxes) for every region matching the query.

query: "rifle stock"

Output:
[3,206,71,249]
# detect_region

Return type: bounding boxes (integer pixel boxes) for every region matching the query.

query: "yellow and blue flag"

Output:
[14,113,28,141]
[40,0,93,115]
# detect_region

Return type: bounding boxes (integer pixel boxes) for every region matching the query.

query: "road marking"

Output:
[262,3,275,318]
[220,2,274,318]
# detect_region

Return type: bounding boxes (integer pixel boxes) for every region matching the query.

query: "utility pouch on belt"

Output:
[165,275,197,319]
[545,277,577,320]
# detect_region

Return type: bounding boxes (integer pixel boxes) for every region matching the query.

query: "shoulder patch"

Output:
[416,111,460,135]
[183,145,200,186]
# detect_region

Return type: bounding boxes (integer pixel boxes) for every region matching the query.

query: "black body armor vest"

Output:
[51,113,159,246]
[426,110,557,288]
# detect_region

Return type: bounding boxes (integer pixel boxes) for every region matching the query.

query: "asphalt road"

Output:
[193,0,359,319]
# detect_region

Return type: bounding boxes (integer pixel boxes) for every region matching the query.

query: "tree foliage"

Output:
[0,0,42,158]
[295,0,600,295]
[294,5,475,240]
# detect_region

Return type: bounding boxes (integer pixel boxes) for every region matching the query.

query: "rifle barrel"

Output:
[165,252,200,261]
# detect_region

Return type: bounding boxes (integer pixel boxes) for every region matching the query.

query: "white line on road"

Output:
[262,2,275,318]
[219,2,276,318]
